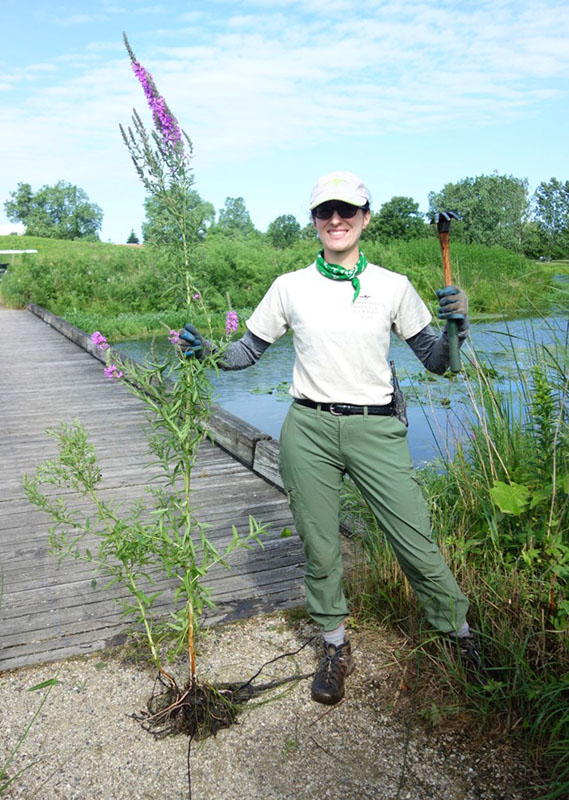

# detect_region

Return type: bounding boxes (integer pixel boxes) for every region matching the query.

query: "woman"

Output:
[181,171,482,705]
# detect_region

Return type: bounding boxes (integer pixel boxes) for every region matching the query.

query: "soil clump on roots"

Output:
[134,673,244,740]
[132,638,316,742]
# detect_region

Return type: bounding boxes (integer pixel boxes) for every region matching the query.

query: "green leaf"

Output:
[280,527,293,538]
[28,678,61,691]
[490,480,531,516]
[529,485,553,509]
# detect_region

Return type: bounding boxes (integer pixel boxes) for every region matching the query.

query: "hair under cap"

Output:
[309,171,371,210]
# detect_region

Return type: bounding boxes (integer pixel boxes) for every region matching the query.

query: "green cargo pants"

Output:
[279,401,469,633]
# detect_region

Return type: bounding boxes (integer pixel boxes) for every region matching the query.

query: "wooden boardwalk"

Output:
[0,308,306,671]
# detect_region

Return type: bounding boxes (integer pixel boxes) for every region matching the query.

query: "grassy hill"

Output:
[1,234,564,339]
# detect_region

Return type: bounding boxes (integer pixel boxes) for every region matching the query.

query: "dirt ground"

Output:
[0,613,544,800]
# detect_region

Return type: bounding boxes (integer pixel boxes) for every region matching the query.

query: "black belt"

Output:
[294,399,394,416]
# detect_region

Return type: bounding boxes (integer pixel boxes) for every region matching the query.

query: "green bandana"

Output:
[315,249,368,301]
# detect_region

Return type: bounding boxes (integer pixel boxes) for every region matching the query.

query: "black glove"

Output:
[179,323,205,359]
[436,286,468,320]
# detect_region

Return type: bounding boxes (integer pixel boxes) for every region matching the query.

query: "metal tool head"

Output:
[430,210,460,233]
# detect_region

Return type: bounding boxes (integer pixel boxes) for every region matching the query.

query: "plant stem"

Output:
[188,601,195,685]
[127,572,161,670]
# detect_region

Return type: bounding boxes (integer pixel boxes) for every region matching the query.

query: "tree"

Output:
[267,214,301,248]
[363,196,426,242]
[4,181,103,240]
[5,182,34,223]
[299,221,318,240]
[142,190,214,245]
[127,229,140,244]
[533,178,569,259]
[428,174,529,251]
[429,174,531,251]
[216,197,255,237]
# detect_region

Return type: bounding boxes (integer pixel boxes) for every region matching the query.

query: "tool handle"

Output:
[438,231,461,373]
[439,231,453,287]
[447,321,461,373]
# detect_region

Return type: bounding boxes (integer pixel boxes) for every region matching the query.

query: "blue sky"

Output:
[1,0,568,243]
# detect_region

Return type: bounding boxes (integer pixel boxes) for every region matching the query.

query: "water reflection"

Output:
[116,316,566,467]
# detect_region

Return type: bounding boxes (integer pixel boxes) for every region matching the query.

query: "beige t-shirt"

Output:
[247,261,431,405]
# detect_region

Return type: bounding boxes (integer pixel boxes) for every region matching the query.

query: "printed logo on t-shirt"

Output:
[354,294,382,320]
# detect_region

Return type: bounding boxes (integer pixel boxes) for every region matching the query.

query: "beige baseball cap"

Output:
[309,171,371,210]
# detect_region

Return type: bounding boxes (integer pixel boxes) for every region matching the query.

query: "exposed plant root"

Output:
[132,673,242,740]
[131,635,317,741]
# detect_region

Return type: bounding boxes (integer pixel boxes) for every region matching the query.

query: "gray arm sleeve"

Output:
[405,318,470,375]
[218,329,272,371]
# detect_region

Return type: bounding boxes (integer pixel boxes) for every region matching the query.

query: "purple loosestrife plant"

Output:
[23,35,272,762]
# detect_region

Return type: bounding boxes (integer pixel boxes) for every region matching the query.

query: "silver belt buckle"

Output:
[329,403,343,416]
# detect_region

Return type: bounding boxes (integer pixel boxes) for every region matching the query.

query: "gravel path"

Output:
[1,614,540,800]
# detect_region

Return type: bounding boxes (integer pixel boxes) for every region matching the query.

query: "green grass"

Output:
[343,324,569,798]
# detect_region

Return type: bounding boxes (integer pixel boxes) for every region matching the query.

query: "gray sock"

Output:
[323,624,346,648]
[458,621,471,638]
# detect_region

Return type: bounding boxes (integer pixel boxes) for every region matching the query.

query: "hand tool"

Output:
[432,211,461,373]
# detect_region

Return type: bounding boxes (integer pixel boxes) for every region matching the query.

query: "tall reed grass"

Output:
[344,320,569,798]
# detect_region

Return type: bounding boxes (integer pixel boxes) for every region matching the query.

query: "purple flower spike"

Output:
[168,329,181,345]
[192,293,200,300]
[91,331,110,350]
[130,57,182,150]
[225,310,238,336]
[104,365,124,381]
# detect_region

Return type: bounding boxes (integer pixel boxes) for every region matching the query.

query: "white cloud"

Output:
[25,63,58,73]
[134,5,168,14]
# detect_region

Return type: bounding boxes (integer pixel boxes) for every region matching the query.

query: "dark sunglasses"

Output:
[312,201,365,220]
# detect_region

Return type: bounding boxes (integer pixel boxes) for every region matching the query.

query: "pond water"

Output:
[116,315,567,467]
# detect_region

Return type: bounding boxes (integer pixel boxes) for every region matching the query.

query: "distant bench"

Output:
[0,249,38,276]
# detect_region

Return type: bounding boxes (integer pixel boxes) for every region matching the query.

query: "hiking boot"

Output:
[445,632,489,685]
[311,640,355,705]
